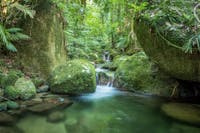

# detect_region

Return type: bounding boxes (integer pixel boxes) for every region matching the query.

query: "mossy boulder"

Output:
[134,21,200,82]
[114,52,177,96]
[0,70,24,89]
[161,103,200,125]
[49,59,96,94]
[4,78,36,100]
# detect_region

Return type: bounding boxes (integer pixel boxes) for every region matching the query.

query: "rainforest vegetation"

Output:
[0,0,200,133]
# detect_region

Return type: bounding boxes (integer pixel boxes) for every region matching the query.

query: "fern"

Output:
[11,2,36,18]
[0,24,30,52]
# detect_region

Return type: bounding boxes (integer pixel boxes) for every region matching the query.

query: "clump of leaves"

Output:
[136,0,200,53]
[0,0,36,52]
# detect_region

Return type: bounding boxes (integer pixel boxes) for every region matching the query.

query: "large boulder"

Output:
[134,21,200,82]
[49,60,96,94]
[114,52,177,96]
[17,0,67,79]
[4,78,36,100]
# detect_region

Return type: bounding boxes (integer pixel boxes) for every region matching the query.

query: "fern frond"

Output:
[12,2,36,18]
[6,42,17,52]
[0,24,9,45]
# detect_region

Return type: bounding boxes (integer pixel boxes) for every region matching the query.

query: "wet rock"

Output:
[161,103,200,125]
[47,111,65,123]
[37,85,49,93]
[6,101,19,110]
[114,52,177,97]
[28,97,72,113]
[49,59,96,94]
[0,102,7,111]
[0,112,16,123]
[4,78,36,100]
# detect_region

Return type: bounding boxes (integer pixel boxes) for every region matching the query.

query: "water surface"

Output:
[15,86,200,133]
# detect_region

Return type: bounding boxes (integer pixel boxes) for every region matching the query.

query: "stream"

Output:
[2,65,200,133]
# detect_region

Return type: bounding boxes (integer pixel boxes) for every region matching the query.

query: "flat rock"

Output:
[161,102,200,125]
[28,97,72,113]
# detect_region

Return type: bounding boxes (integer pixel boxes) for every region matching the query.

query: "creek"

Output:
[2,64,200,133]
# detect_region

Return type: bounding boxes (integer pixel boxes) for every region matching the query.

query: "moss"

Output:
[134,21,200,82]
[4,78,36,100]
[114,52,177,97]
[17,0,67,79]
[49,59,96,94]
[4,86,20,100]
[0,70,24,89]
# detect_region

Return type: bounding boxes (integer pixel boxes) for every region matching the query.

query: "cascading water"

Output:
[103,51,111,62]
[80,66,120,100]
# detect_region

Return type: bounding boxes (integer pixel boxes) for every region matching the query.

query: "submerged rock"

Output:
[114,52,177,97]
[161,103,200,125]
[47,111,65,123]
[0,112,16,123]
[49,59,96,94]
[4,78,36,100]
[28,97,72,113]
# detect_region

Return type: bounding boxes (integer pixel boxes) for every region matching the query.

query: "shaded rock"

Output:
[4,78,36,100]
[0,102,7,111]
[49,59,96,94]
[135,21,200,82]
[37,85,49,93]
[47,111,65,123]
[17,0,67,79]
[6,101,19,110]
[161,103,200,125]
[0,113,16,123]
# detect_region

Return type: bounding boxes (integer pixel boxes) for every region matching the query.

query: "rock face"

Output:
[17,0,67,79]
[134,21,200,82]
[114,52,177,96]
[4,78,36,100]
[49,59,96,94]
[161,103,200,125]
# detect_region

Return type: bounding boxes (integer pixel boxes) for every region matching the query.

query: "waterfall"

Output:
[95,67,114,87]
[103,52,111,62]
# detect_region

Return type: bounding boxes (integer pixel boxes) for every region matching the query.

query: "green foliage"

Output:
[0,0,36,52]
[0,25,30,51]
[137,0,200,53]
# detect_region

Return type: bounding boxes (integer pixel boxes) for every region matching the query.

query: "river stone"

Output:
[0,102,7,111]
[4,78,36,100]
[28,97,72,113]
[37,85,49,93]
[47,111,65,123]
[49,59,96,94]
[6,101,19,110]
[0,112,16,123]
[161,103,200,125]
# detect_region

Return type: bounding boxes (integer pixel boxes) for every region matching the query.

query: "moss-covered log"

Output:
[16,0,67,79]
[134,21,200,82]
